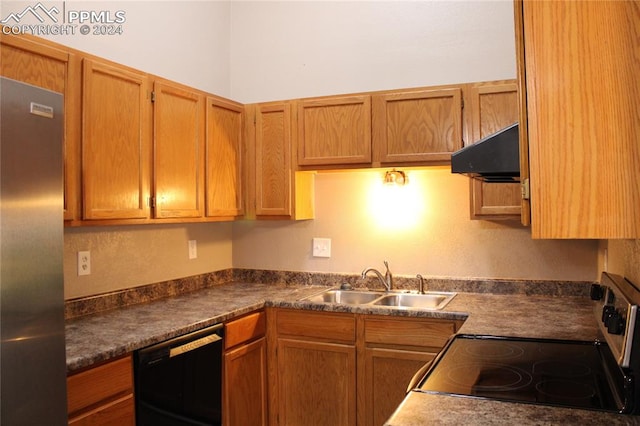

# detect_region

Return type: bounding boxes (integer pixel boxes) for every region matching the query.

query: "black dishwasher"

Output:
[135,324,224,426]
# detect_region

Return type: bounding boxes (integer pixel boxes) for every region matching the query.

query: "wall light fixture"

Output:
[383,169,408,186]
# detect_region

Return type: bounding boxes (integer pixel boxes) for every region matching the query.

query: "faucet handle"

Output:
[416,274,425,294]
[383,260,393,289]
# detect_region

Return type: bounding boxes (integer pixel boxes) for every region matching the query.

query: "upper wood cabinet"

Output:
[517,0,640,238]
[297,95,372,166]
[466,81,521,220]
[251,102,314,220]
[0,34,81,221]
[206,97,244,218]
[81,58,151,220]
[152,80,205,219]
[372,87,463,164]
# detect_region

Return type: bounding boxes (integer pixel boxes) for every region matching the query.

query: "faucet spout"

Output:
[361,261,393,291]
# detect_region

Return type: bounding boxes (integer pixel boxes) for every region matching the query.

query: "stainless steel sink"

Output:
[304,290,383,305]
[372,292,456,310]
[303,288,456,310]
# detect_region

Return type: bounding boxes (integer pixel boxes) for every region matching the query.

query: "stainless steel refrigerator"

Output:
[1,76,68,424]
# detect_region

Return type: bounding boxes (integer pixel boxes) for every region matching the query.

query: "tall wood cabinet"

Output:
[516,0,640,238]
[0,34,81,221]
[81,58,151,220]
[466,81,521,220]
[152,80,205,219]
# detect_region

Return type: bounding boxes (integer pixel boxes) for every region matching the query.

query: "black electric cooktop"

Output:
[417,335,624,412]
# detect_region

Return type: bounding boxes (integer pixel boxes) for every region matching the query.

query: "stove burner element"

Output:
[533,360,591,378]
[459,341,525,360]
[446,363,533,392]
[535,380,596,401]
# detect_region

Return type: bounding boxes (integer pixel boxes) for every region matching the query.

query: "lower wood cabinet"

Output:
[268,309,357,426]
[267,308,463,426]
[67,355,135,426]
[224,311,268,426]
[358,315,463,426]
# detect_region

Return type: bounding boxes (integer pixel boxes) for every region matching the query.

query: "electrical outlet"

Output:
[312,238,331,258]
[78,251,91,276]
[188,240,198,259]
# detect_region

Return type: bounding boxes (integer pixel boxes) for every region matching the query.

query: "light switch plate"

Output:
[188,240,197,259]
[312,238,331,258]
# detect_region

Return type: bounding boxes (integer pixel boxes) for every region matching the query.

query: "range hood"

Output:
[451,123,519,183]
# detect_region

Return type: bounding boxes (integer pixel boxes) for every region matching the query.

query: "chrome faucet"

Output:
[361,260,394,291]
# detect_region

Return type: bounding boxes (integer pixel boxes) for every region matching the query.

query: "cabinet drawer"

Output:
[67,355,133,416]
[225,311,266,350]
[276,309,356,343]
[68,393,134,426]
[364,317,458,348]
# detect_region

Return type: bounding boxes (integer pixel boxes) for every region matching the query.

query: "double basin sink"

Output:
[303,288,456,310]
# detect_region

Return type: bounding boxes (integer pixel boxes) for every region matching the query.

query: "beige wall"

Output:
[64,223,233,299]
[229,1,516,103]
[605,240,640,285]
[233,169,599,282]
[42,2,600,298]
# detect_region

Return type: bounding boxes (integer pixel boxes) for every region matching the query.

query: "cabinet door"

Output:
[206,97,244,217]
[153,81,204,218]
[255,102,292,217]
[0,34,80,221]
[364,348,434,426]
[372,88,463,164]
[467,82,521,220]
[358,316,461,426]
[297,95,371,166]
[224,337,267,426]
[520,0,640,238]
[277,338,356,426]
[82,59,150,220]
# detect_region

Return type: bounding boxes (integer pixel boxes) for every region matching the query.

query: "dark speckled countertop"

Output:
[65,282,323,372]
[66,280,640,425]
